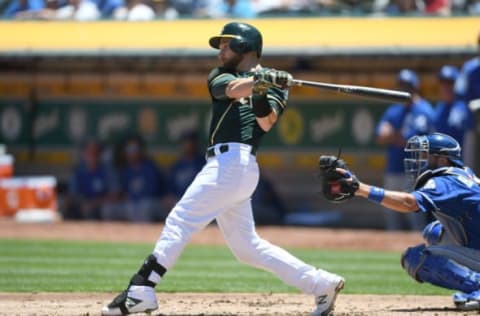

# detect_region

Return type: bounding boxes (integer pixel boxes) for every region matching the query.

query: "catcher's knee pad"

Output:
[402,244,480,293]
[401,244,427,282]
[423,221,444,246]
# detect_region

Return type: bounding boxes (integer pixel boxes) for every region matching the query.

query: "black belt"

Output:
[206,144,256,158]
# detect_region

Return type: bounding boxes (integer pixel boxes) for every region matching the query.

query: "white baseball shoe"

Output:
[453,290,480,311]
[101,285,158,316]
[311,277,345,316]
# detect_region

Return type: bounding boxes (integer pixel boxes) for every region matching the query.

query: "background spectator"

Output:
[168,131,205,201]
[375,69,435,231]
[252,0,319,16]
[467,0,480,13]
[2,0,44,18]
[163,0,208,19]
[205,0,256,18]
[102,134,169,222]
[18,0,68,20]
[113,0,155,20]
[90,0,123,17]
[63,139,117,220]
[251,175,288,225]
[424,0,451,15]
[455,31,480,168]
[54,0,100,20]
[382,0,421,15]
[434,65,474,151]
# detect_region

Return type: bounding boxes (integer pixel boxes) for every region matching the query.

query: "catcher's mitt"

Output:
[318,155,359,203]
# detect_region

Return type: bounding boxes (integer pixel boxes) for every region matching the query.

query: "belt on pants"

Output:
[206,144,257,158]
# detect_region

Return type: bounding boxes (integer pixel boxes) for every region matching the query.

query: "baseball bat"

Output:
[291,79,412,103]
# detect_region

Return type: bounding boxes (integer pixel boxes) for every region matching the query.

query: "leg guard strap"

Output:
[130,254,167,287]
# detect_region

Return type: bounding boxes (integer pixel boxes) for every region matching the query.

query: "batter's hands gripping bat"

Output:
[290,79,412,103]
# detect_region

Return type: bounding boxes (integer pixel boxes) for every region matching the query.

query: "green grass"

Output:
[0,239,450,295]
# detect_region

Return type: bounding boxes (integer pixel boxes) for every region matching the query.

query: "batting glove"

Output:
[254,69,293,89]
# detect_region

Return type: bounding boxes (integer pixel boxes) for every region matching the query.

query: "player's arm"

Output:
[209,69,238,100]
[333,168,419,212]
[225,77,255,99]
[354,182,419,213]
[251,69,291,131]
[256,108,277,131]
[225,66,292,99]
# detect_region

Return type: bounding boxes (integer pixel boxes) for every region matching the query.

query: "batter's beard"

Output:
[223,54,243,71]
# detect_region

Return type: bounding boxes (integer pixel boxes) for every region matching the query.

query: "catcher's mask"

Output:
[404,133,463,184]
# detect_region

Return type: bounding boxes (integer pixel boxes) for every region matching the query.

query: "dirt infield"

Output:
[0,220,474,315]
[0,292,463,316]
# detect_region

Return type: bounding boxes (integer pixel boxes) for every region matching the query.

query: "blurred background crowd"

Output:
[1,0,480,21]
[62,131,288,225]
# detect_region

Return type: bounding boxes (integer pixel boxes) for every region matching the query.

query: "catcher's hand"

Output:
[318,155,359,203]
[253,68,293,91]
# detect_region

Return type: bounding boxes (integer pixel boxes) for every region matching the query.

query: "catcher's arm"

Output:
[319,154,420,212]
[354,181,419,213]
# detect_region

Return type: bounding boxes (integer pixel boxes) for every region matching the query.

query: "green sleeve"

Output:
[207,67,236,100]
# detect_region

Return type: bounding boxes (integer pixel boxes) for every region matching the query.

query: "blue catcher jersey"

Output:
[412,167,480,249]
[455,57,480,103]
[434,99,474,147]
[377,98,435,173]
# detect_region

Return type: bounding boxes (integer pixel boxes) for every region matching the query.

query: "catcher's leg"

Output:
[402,244,480,310]
[216,199,344,316]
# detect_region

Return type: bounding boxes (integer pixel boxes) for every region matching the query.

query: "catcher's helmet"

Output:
[209,22,263,58]
[404,132,463,182]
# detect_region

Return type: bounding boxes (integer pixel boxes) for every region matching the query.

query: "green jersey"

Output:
[207,67,288,150]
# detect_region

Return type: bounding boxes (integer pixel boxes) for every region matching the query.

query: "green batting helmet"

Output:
[209,22,263,58]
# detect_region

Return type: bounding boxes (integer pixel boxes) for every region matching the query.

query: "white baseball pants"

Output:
[153,142,339,295]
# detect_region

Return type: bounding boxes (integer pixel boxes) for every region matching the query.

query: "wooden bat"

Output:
[291,79,412,103]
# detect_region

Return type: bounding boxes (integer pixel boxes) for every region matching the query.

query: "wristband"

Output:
[252,94,272,118]
[368,186,385,203]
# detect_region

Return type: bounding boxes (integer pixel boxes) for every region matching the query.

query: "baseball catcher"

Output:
[322,132,480,311]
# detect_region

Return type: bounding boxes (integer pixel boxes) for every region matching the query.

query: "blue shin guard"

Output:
[402,244,480,293]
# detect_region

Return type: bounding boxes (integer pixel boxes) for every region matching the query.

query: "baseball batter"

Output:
[101,22,344,316]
